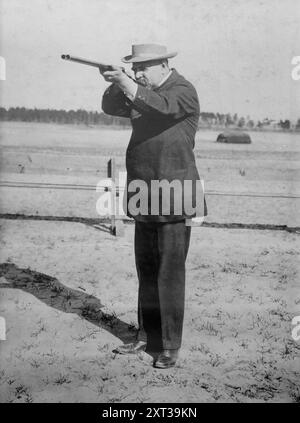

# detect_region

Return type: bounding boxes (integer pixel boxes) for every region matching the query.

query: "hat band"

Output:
[132,52,165,58]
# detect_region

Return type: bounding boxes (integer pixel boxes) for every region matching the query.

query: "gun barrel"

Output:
[61,54,137,83]
[61,54,112,70]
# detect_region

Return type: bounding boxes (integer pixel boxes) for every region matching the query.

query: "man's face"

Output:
[132,60,167,89]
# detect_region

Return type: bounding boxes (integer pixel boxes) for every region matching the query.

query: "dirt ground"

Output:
[0,218,299,403]
[0,122,299,402]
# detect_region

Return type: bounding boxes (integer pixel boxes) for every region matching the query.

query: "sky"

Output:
[0,0,299,121]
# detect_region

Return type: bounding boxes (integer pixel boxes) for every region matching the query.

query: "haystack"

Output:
[216,131,252,144]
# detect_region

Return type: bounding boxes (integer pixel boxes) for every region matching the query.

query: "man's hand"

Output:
[100,65,137,100]
[100,65,127,84]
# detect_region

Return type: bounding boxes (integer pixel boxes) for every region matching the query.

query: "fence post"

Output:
[107,158,125,237]
[107,158,116,235]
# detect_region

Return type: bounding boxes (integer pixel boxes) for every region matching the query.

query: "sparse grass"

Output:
[42,349,60,365]
[21,341,36,351]
[207,353,225,367]
[14,385,33,402]
[98,311,118,328]
[15,385,27,396]
[50,283,64,294]
[77,371,92,382]
[285,249,300,256]
[220,262,256,274]
[80,304,100,319]
[240,339,248,348]
[190,343,210,355]
[220,263,240,274]
[260,269,277,277]
[281,340,295,358]
[31,323,46,337]
[25,394,34,403]
[100,373,111,382]
[65,291,72,301]
[72,333,89,342]
[0,370,6,383]
[231,329,239,338]
[241,263,256,270]
[87,279,98,286]
[212,389,222,400]
[53,374,71,385]
[30,359,41,368]
[190,263,210,270]
[269,308,291,321]
[72,329,100,342]
[96,383,104,395]
[153,373,176,385]
[42,376,50,385]
[290,386,300,403]
[196,321,219,336]
[97,343,110,353]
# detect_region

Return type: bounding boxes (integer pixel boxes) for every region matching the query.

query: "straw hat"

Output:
[121,44,177,63]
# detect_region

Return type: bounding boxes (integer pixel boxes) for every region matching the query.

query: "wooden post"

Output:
[107,158,125,236]
[107,158,116,235]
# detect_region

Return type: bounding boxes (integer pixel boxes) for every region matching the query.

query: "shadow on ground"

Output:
[0,262,138,346]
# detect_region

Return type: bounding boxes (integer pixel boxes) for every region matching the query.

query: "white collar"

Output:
[157,70,172,88]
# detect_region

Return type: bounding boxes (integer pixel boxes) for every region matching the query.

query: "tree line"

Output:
[0,107,130,127]
[0,107,299,131]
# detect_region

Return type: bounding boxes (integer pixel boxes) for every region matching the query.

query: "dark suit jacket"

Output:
[102,69,206,222]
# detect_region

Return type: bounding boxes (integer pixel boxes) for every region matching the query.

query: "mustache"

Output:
[136,77,151,88]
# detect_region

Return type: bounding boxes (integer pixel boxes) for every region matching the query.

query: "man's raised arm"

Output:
[101,66,137,118]
[102,83,132,117]
[131,82,199,120]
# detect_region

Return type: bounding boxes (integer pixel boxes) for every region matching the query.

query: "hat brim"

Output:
[121,51,177,63]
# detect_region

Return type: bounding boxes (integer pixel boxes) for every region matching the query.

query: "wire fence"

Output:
[0,180,299,199]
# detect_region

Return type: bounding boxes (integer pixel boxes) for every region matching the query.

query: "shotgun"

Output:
[61,54,137,81]
[61,54,114,72]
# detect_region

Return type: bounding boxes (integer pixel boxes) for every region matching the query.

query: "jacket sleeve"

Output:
[101,84,131,118]
[131,83,199,119]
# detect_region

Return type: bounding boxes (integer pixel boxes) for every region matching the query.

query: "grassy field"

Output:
[0,122,299,403]
[0,122,299,225]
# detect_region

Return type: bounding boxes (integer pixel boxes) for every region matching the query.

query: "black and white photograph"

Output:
[0,0,299,405]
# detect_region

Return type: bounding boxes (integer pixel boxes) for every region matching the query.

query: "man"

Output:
[101,44,205,368]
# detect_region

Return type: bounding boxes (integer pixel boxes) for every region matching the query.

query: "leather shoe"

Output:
[153,349,179,369]
[113,341,146,355]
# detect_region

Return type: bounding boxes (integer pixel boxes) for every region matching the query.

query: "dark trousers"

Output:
[134,220,191,350]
